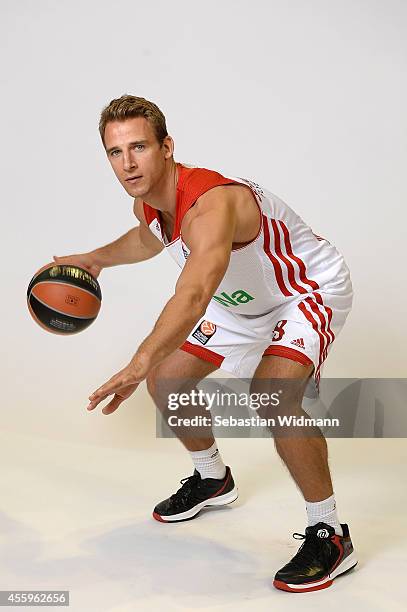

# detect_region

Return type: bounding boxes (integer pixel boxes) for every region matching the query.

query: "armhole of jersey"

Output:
[173,169,242,242]
[177,172,263,252]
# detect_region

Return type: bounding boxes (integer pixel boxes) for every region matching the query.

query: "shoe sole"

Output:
[152,486,239,523]
[273,551,358,592]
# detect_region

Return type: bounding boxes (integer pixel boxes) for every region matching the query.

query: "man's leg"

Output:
[251,355,357,592]
[147,348,238,522]
[147,348,218,451]
[252,355,332,502]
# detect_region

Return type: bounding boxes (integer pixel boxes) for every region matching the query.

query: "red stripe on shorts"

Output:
[263,344,313,366]
[298,301,326,384]
[313,292,335,349]
[180,341,224,368]
[305,297,332,366]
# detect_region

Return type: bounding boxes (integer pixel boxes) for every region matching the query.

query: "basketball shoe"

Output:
[153,466,238,523]
[273,522,358,592]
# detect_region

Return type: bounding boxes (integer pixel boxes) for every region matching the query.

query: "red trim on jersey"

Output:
[262,215,293,297]
[270,219,308,294]
[180,340,224,368]
[279,220,319,291]
[143,201,159,226]
[263,345,313,366]
[173,165,241,241]
[143,164,241,245]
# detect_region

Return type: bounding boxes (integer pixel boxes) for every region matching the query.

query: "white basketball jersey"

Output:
[143,163,352,317]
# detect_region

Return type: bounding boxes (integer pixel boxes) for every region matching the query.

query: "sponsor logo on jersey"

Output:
[212,290,255,307]
[192,320,217,345]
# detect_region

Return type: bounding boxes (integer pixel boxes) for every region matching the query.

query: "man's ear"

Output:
[162,135,174,159]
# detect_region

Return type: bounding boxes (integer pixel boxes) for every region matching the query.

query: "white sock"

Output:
[189,441,226,480]
[305,494,343,536]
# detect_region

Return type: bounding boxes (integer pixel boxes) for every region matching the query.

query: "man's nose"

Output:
[123,152,137,172]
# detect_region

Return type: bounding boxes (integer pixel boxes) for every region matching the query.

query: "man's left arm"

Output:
[87,189,237,414]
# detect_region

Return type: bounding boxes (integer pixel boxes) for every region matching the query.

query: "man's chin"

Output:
[124,183,148,198]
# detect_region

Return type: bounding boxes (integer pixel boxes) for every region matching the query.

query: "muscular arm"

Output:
[91,198,164,268]
[55,199,163,273]
[133,190,237,369]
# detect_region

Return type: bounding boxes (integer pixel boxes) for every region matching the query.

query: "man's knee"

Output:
[146,361,196,409]
[249,357,313,421]
[145,370,157,399]
[146,366,174,406]
[146,349,217,404]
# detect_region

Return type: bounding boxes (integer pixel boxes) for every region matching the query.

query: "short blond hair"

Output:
[99,94,168,147]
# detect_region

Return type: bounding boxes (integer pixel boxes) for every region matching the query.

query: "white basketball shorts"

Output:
[180,289,353,384]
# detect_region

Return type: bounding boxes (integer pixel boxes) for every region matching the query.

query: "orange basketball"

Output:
[27,263,102,334]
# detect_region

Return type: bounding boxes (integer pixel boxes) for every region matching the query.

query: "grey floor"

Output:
[0,422,405,611]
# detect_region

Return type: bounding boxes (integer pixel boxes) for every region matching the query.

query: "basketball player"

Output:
[54,95,357,592]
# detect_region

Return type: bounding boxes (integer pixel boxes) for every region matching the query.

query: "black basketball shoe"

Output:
[273,522,358,592]
[153,466,238,523]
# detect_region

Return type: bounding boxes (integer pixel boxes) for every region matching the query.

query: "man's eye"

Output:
[110,150,120,157]
[135,144,145,151]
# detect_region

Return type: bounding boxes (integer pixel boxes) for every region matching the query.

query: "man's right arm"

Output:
[53,198,164,277]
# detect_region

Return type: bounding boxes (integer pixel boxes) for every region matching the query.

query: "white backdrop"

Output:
[1,0,405,445]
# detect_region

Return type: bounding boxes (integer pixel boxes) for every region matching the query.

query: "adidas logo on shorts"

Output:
[291,338,305,349]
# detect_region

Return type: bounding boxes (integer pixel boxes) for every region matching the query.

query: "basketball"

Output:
[27,263,102,335]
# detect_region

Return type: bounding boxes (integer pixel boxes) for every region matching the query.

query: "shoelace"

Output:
[169,473,201,508]
[289,531,332,570]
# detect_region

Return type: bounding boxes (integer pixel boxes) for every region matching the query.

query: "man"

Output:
[54,94,357,592]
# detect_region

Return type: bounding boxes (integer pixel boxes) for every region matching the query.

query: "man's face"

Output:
[104,117,173,198]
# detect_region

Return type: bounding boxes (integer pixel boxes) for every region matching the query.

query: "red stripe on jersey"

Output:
[270,219,308,294]
[279,221,319,291]
[262,215,293,297]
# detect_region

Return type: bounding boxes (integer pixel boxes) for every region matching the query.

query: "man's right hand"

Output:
[52,253,102,279]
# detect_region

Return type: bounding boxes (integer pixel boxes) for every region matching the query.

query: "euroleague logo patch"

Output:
[192,320,217,345]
